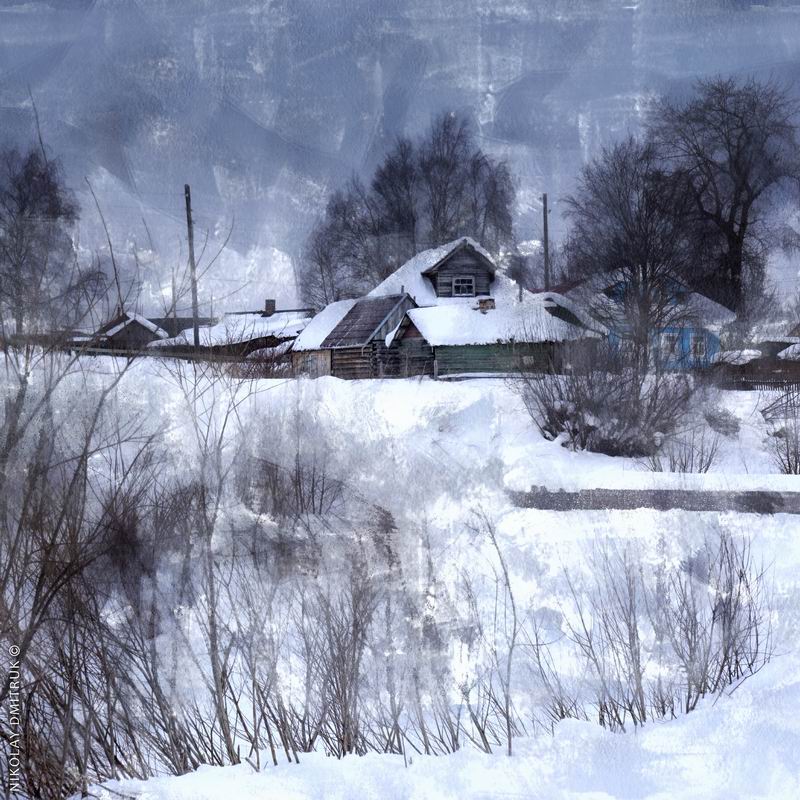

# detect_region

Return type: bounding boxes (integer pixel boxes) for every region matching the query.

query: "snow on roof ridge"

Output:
[778,342,800,362]
[367,238,496,302]
[292,298,358,351]
[104,312,169,340]
[402,293,602,347]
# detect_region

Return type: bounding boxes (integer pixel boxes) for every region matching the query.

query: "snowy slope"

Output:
[48,362,800,800]
[94,653,800,799]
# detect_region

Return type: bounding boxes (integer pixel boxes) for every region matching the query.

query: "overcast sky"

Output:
[2,0,799,312]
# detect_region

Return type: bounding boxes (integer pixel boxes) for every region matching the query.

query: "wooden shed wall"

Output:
[292,349,331,377]
[391,339,435,377]
[433,251,493,298]
[331,347,376,380]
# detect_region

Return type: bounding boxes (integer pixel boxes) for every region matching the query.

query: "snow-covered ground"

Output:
[96,649,800,799]
[62,362,800,799]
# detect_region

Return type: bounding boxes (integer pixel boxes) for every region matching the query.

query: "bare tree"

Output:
[564,136,695,381]
[300,113,515,304]
[0,146,102,339]
[650,76,800,312]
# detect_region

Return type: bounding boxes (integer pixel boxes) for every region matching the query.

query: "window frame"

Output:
[452,275,476,297]
[660,331,680,361]
[690,332,707,360]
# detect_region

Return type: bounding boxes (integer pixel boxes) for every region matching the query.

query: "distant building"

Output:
[89,312,173,351]
[564,275,736,371]
[83,299,310,360]
[150,300,312,358]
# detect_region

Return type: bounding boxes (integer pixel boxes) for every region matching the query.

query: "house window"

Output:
[453,276,475,297]
[691,333,706,360]
[660,332,680,361]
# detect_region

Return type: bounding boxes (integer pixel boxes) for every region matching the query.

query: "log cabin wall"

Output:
[330,346,376,379]
[432,250,493,297]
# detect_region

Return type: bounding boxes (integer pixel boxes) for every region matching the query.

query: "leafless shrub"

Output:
[768,412,800,474]
[518,345,693,457]
[313,567,378,757]
[648,534,773,713]
[645,427,720,473]
[558,533,773,733]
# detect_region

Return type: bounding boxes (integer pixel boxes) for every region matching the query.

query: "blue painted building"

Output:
[566,277,736,371]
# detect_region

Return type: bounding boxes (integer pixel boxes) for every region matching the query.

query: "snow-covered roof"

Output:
[321,294,409,348]
[778,343,800,361]
[368,237,494,305]
[149,311,309,348]
[748,321,799,345]
[291,299,358,351]
[394,293,602,347]
[564,277,736,330]
[104,312,169,340]
[711,349,762,366]
[245,341,294,360]
[683,292,737,328]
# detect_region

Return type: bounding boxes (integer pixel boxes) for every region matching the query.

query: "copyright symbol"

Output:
[9,645,19,656]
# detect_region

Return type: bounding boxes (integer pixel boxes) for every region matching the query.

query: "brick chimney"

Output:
[264,298,276,317]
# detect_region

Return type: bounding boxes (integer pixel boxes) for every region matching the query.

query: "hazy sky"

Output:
[1,0,799,311]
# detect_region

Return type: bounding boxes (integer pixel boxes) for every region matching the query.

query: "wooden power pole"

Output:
[184,184,200,348]
[542,192,550,291]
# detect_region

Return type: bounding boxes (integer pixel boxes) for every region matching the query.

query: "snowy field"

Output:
[53,360,800,799]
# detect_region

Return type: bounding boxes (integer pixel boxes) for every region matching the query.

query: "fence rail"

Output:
[714,376,800,392]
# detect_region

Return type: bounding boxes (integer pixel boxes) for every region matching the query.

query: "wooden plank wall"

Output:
[392,339,435,377]
[434,251,493,297]
[292,350,331,377]
[434,343,556,375]
[330,347,375,379]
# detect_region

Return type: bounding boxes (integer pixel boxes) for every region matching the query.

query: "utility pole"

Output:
[542,192,550,291]
[184,184,200,348]
[171,267,177,328]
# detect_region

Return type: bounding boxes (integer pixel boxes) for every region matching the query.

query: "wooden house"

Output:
[386,295,601,377]
[293,237,603,379]
[90,312,171,351]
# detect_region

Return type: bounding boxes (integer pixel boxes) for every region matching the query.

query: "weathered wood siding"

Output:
[331,347,375,379]
[432,343,556,375]
[433,250,493,297]
[292,349,331,377]
[392,338,435,377]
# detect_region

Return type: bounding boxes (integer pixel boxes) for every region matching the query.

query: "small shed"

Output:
[292,294,415,379]
[91,312,170,351]
[291,299,358,377]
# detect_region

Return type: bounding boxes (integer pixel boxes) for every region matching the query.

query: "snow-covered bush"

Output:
[517,345,694,457]
[703,405,741,438]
